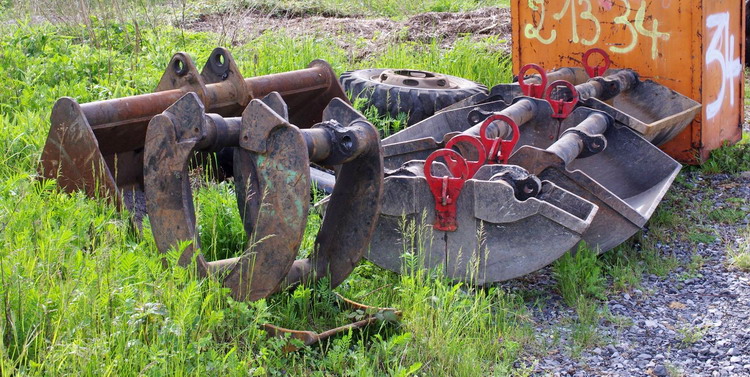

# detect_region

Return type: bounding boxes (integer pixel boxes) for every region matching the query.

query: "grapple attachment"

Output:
[41,47,348,215]
[143,92,382,301]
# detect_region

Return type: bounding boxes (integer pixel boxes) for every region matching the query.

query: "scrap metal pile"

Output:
[40,47,698,346]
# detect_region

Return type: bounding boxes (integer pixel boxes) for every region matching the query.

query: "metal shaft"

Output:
[463,98,538,139]
[81,64,334,131]
[194,114,242,151]
[547,113,609,166]
[574,70,639,101]
[525,67,591,86]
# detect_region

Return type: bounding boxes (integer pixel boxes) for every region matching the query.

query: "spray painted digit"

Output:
[609,0,638,55]
[525,0,556,44]
[553,0,579,43]
[579,0,601,46]
[705,12,742,120]
[634,0,670,59]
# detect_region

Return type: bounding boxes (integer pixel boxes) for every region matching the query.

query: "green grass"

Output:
[729,225,750,271]
[701,133,750,174]
[0,14,532,376]
[552,243,606,307]
[601,244,644,293]
[677,325,707,347]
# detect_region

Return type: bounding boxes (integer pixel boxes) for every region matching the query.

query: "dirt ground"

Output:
[184,7,511,60]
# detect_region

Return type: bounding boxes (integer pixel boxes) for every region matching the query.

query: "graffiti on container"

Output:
[705,12,742,120]
[524,0,670,59]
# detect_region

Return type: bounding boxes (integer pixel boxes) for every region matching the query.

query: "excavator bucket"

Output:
[441,50,701,146]
[364,76,682,280]
[508,107,681,252]
[577,74,701,146]
[367,158,598,284]
[40,47,348,215]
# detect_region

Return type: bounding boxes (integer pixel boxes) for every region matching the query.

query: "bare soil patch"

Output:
[184,7,511,60]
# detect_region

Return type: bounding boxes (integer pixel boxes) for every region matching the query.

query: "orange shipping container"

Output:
[511,0,745,163]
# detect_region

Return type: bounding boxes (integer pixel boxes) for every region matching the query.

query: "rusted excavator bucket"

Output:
[144,92,382,301]
[368,159,597,284]
[508,107,681,253]
[40,47,348,214]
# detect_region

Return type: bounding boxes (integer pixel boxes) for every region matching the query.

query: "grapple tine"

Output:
[41,97,120,207]
[278,99,384,290]
[226,99,310,301]
[145,92,383,301]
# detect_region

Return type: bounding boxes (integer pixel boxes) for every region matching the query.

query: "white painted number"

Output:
[705,12,742,120]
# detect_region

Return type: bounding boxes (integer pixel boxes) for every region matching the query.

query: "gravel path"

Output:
[508,171,750,377]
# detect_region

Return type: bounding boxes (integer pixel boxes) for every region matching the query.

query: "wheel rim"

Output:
[373,69,459,89]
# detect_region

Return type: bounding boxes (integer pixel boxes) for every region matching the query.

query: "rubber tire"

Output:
[340,68,487,125]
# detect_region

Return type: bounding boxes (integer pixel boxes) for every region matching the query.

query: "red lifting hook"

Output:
[424,149,470,232]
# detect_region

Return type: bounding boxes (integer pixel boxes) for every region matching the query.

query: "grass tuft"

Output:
[701,133,750,174]
[729,225,750,271]
[552,243,606,307]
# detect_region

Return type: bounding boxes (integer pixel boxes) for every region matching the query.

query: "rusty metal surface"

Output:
[144,92,382,301]
[225,98,311,301]
[41,98,121,206]
[41,48,349,216]
[263,293,400,352]
[277,98,383,291]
